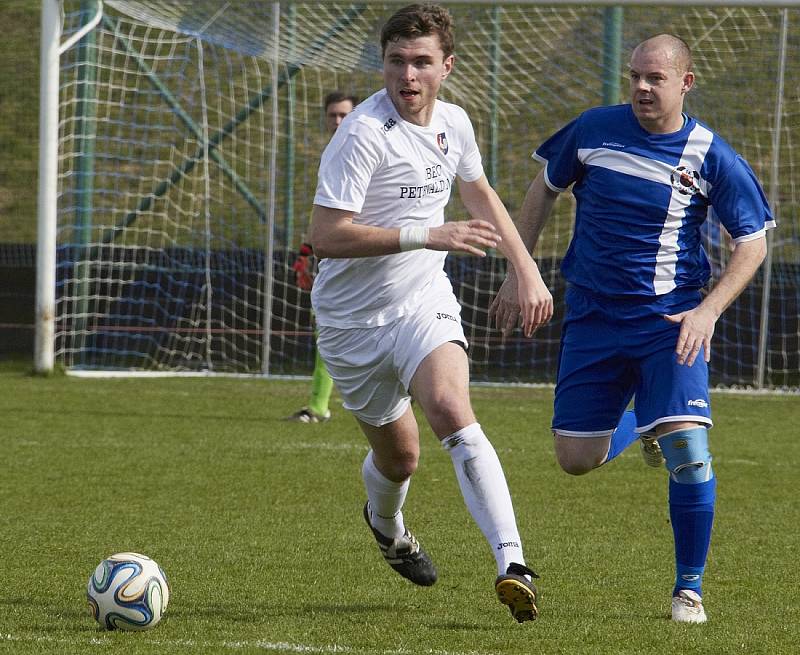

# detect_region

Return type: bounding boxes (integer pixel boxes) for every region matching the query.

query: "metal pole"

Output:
[756,9,789,389]
[35,0,62,373]
[197,36,214,372]
[74,0,100,365]
[285,3,296,253]
[445,1,799,6]
[487,4,501,186]
[262,3,281,375]
[601,6,623,105]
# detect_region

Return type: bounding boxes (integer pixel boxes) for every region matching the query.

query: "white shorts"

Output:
[316,285,467,427]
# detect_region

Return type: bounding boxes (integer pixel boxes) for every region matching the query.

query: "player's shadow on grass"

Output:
[426,620,497,631]
[182,601,493,630]
[176,602,399,623]
[298,602,401,614]
[300,604,496,631]
[0,599,102,634]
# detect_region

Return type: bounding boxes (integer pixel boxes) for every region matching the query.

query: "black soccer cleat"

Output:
[282,406,331,423]
[495,562,539,623]
[362,503,437,586]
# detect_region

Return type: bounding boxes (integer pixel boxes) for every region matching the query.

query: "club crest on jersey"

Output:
[670,165,701,196]
[437,132,448,155]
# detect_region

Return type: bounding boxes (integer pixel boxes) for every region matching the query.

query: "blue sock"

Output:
[669,477,716,597]
[605,410,639,462]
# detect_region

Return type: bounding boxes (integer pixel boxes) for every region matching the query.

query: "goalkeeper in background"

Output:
[285,91,358,424]
[490,34,773,623]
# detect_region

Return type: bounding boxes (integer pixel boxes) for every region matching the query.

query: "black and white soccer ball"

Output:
[87,552,170,630]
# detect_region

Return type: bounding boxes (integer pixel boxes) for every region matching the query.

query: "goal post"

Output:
[35,0,62,374]
[38,1,800,390]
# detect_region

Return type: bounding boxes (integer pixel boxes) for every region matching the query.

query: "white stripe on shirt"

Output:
[577,147,673,185]
[653,124,714,294]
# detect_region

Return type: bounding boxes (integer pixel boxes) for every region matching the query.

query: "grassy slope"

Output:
[1,363,797,654]
[0,0,40,243]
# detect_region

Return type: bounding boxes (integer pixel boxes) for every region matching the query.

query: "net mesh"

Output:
[54,1,800,388]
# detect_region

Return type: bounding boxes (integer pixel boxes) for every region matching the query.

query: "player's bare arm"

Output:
[488,170,559,337]
[458,175,553,337]
[309,204,499,259]
[664,236,767,366]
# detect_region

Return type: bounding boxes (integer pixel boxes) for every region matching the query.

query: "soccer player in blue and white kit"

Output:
[309,4,552,622]
[491,34,773,623]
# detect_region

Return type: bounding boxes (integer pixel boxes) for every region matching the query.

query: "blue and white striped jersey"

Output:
[534,104,774,298]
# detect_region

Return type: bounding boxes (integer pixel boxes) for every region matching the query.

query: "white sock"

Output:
[443,423,525,575]
[362,450,407,539]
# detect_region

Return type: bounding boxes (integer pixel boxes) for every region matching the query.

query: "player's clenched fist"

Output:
[490,269,553,338]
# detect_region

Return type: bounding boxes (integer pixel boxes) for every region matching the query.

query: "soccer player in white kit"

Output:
[309,3,552,622]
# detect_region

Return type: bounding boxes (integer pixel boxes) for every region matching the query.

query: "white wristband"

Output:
[399,226,429,251]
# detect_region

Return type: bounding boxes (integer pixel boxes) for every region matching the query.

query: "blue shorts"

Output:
[552,286,713,436]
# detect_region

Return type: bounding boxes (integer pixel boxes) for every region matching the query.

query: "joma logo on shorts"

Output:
[687,399,709,408]
[436,312,458,322]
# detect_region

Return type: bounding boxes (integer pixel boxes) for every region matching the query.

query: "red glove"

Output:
[293,243,315,291]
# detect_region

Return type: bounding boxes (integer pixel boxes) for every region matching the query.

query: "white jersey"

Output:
[311,88,484,328]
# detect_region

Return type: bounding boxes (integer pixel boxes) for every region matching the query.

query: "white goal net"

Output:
[48,1,799,389]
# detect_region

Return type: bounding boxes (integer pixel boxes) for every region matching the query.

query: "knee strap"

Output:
[659,427,713,484]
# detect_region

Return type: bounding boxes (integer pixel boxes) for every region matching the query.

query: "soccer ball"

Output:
[87,552,170,630]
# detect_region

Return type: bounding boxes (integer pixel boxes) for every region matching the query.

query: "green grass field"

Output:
[1,361,798,654]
